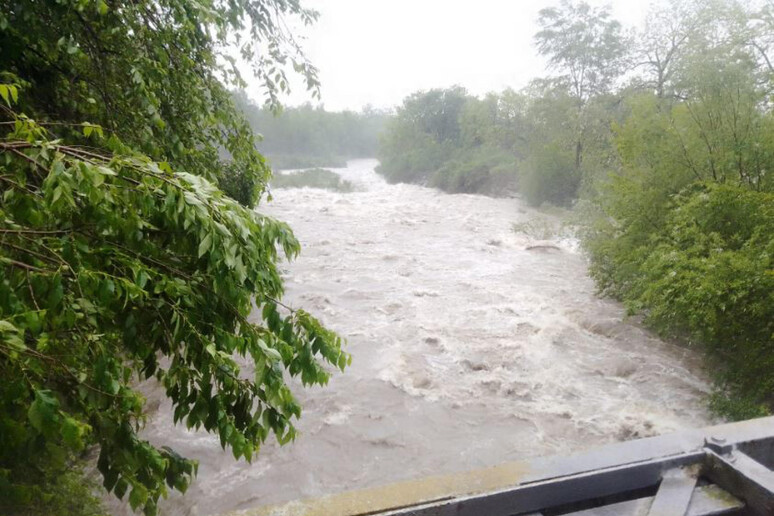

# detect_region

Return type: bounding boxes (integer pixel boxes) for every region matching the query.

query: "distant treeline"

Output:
[378,0,774,419]
[377,85,576,199]
[234,91,389,169]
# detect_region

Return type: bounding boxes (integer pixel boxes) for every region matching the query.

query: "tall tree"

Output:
[401,87,470,146]
[377,86,473,185]
[750,1,774,77]
[634,0,698,98]
[535,0,627,172]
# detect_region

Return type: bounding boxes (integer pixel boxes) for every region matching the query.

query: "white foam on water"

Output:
[104,159,715,516]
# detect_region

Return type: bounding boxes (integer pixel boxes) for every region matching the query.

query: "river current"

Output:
[109,159,714,515]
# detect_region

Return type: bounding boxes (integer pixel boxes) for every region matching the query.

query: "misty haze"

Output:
[2,1,773,516]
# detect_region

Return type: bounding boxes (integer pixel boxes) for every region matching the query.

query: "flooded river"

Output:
[112,159,714,515]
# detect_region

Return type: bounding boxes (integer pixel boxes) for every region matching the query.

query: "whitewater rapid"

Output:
[110,159,714,515]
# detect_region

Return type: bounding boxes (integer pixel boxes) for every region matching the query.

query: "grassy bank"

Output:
[271,168,354,192]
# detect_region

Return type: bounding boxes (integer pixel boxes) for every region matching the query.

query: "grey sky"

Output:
[247,0,653,111]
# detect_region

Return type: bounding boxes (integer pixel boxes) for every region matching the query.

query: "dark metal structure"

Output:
[380,416,774,516]
[241,416,774,516]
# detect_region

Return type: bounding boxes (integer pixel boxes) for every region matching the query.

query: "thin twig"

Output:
[27,270,41,311]
[3,258,48,273]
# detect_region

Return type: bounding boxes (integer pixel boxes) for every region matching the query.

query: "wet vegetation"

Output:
[1,0,773,514]
[0,1,348,515]
[271,168,354,192]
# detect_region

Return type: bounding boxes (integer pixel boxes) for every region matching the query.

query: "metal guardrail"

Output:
[235,416,774,516]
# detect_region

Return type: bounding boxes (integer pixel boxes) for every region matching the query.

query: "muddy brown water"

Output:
[106,159,714,516]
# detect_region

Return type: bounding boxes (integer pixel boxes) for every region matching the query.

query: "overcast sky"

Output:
[245,0,653,112]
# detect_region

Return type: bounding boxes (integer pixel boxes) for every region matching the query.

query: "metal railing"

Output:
[236,416,774,516]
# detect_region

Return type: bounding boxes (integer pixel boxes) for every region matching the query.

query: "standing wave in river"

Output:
[108,159,713,516]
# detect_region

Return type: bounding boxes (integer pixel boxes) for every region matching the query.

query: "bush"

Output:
[0,459,107,516]
[218,161,260,207]
[376,87,473,186]
[520,143,578,206]
[376,130,450,185]
[586,183,774,418]
[429,149,518,195]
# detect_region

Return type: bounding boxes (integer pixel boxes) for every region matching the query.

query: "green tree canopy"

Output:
[376,86,474,185]
[535,0,627,104]
[0,0,321,207]
[583,0,774,418]
[0,1,348,515]
[534,0,627,191]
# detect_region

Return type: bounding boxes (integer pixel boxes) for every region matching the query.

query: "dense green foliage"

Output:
[582,0,774,417]
[377,87,521,196]
[0,1,349,514]
[0,0,321,209]
[379,0,774,416]
[376,83,621,202]
[271,168,353,192]
[3,464,108,516]
[583,4,774,413]
[584,0,773,417]
[617,186,772,413]
[235,92,388,170]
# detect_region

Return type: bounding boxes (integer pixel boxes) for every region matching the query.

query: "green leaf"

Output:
[28,390,59,433]
[129,484,149,510]
[61,416,89,449]
[114,478,129,500]
[257,339,282,362]
[198,232,212,258]
[0,84,10,107]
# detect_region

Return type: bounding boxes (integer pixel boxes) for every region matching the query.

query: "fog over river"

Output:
[111,159,714,515]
